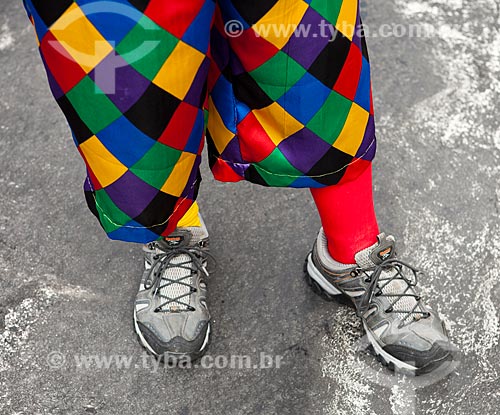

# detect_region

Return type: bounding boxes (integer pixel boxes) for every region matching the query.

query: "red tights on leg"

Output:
[310,166,379,264]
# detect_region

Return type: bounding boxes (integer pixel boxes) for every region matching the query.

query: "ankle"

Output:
[326,234,379,265]
[327,243,356,264]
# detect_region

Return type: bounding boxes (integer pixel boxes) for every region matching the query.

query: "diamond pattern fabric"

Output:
[24,0,376,243]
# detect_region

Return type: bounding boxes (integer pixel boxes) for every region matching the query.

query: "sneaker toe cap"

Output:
[137,320,210,357]
[383,340,453,372]
[382,312,455,372]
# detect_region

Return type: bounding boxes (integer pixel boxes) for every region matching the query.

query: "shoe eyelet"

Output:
[364,278,371,283]
[385,307,393,313]
[375,291,382,297]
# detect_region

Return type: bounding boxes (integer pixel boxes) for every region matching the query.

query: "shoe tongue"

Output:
[355,233,396,268]
[355,234,422,320]
[158,229,193,250]
[158,225,209,251]
[156,229,196,312]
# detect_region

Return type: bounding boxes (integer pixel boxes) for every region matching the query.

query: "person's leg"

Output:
[208,0,452,373]
[23,0,216,361]
[297,1,453,374]
[310,165,379,264]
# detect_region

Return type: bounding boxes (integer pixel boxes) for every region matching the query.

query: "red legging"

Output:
[311,166,379,264]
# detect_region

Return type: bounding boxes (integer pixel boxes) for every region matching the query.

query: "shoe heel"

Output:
[303,256,353,307]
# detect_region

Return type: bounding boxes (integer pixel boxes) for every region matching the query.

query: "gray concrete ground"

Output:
[1,0,499,414]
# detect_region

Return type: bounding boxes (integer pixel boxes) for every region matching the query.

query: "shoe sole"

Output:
[133,310,211,364]
[304,253,452,376]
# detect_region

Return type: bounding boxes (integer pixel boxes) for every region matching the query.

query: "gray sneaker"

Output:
[305,229,454,375]
[134,219,211,362]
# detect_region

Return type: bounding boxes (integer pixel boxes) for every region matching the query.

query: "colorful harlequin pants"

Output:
[23,0,376,243]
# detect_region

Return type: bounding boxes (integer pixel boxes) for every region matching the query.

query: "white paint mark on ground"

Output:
[40,283,94,300]
[0,294,52,372]
[380,0,500,413]
[320,308,375,415]
[0,278,94,372]
[395,0,500,151]
[398,208,499,361]
[390,383,416,415]
[0,23,14,51]
[392,0,500,360]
